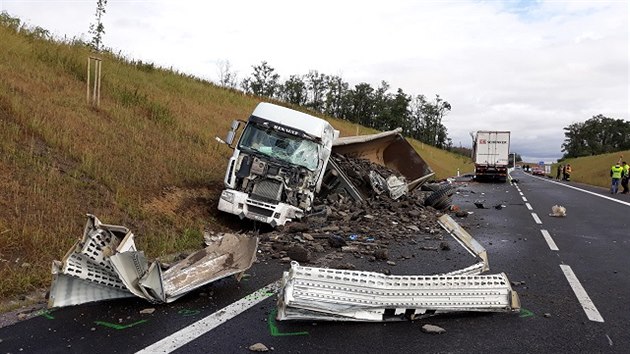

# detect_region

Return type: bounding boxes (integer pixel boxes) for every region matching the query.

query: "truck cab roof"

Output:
[251,102,338,142]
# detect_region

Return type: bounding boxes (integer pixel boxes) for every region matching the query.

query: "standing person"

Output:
[562,165,567,181]
[565,164,572,181]
[621,161,629,194]
[556,164,562,180]
[610,161,623,194]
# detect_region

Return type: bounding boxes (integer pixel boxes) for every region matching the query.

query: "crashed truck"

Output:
[217,102,434,226]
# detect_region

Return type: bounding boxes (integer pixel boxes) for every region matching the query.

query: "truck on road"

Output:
[472,130,511,182]
[217,102,338,227]
[217,102,434,226]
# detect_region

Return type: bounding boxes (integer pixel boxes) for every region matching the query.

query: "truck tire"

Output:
[424,186,454,210]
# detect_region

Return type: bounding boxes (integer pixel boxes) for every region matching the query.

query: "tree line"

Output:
[223,61,454,149]
[562,114,630,159]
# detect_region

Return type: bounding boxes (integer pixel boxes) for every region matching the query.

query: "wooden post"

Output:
[87,56,103,108]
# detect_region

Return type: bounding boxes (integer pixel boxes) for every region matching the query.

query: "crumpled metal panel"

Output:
[438,214,489,271]
[49,215,258,308]
[277,262,520,322]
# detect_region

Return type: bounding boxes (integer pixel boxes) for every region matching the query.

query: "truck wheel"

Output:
[424,186,453,210]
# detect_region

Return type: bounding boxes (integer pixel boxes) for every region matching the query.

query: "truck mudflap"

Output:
[331,128,434,191]
[277,261,520,322]
[49,214,257,308]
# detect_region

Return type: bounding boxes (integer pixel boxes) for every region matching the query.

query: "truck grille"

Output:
[252,179,282,201]
[247,205,274,217]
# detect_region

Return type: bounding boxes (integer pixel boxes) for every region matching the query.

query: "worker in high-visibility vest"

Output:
[610,162,624,194]
[621,161,629,194]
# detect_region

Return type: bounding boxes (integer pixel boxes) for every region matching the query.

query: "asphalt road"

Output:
[1,169,628,353]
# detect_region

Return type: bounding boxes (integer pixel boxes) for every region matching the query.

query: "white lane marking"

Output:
[525,203,533,210]
[540,229,559,251]
[519,192,524,196]
[522,196,528,202]
[530,175,630,207]
[531,212,542,224]
[137,281,278,354]
[560,265,604,322]
[606,334,613,346]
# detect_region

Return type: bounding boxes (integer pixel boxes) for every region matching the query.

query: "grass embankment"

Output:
[0,24,472,305]
[547,150,630,189]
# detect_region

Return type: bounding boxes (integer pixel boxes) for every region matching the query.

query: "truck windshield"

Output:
[239,123,320,170]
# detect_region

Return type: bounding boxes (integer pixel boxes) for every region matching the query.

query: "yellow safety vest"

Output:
[611,165,623,179]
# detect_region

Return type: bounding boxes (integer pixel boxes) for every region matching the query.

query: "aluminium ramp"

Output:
[277,262,520,322]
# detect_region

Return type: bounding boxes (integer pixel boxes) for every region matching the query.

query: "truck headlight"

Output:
[220,190,235,203]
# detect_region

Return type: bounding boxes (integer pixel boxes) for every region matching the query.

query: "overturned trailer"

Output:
[321,128,435,202]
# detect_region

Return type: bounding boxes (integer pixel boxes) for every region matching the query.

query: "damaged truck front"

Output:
[218,103,339,227]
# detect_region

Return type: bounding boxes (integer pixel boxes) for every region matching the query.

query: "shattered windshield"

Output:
[239,123,320,170]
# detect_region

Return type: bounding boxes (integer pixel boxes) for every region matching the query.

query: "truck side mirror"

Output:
[225,120,241,145]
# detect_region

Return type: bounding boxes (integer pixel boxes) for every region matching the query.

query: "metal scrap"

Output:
[49,214,257,308]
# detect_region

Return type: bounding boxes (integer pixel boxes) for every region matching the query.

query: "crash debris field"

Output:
[47,153,520,322]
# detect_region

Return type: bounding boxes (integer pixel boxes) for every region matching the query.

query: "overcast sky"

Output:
[2,0,628,162]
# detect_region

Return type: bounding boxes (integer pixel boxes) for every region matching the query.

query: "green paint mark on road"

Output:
[36,309,55,320]
[178,309,200,317]
[95,319,148,330]
[519,308,534,318]
[268,309,309,337]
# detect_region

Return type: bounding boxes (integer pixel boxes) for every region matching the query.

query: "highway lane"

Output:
[1,171,628,353]
[513,169,630,348]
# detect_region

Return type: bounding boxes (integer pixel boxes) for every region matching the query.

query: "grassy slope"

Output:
[0,26,473,301]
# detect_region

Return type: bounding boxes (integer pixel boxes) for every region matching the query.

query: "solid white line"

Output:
[560,265,604,322]
[137,282,278,353]
[522,196,528,202]
[525,203,533,210]
[531,212,542,224]
[530,175,630,207]
[540,229,559,251]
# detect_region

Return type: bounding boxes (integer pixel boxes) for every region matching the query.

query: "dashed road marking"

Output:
[137,281,278,353]
[560,265,604,322]
[525,203,533,210]
[540,229,559,251]
[522,196,528,202]
[531,212,542,224]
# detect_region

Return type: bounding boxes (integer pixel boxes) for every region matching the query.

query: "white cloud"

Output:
[1,0,627,162]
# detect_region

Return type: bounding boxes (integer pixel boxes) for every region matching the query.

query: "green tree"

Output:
[279,74,308,106]
[562,114,630,158]
[88,0,108,51]
[241,61,280,97]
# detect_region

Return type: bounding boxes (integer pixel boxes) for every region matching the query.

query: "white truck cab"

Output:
[218,102,339,227]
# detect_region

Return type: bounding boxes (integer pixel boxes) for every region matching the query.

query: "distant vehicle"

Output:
[472,131,510,182]
[531,166,545,176]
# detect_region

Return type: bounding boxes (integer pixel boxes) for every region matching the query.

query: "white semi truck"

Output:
[217,102,339,227]
[472,131,511,182]
[217,102,434,226]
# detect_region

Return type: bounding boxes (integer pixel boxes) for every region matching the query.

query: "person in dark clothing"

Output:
[556,164,562,180]
[621,161,629,194]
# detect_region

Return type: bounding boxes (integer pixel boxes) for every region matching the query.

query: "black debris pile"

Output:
[254,155,456,267]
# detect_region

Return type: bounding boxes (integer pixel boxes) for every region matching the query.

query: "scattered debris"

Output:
[421,324,446,334]
[494,204,505,210]
[140,308,156,314]
[549,205,566,217]
[474,201,487,209]
[248,343,269,352]
[48,215,257,308]
[544,313,552,318]
[277,262,520,322]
